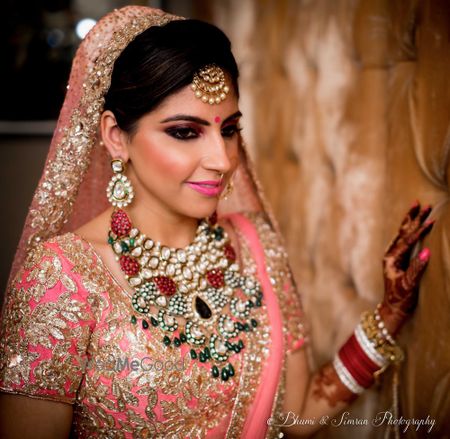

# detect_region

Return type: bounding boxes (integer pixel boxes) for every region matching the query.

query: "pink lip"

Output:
[186,180,223,197]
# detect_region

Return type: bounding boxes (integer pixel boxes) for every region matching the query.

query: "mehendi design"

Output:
[381,203,433,334]
[312,362,357,407]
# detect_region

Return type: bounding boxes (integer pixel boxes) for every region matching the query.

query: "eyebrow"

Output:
[160,111,242,126]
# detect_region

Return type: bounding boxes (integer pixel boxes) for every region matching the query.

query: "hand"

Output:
[380,201,434,336]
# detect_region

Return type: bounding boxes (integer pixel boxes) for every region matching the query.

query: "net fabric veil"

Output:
[7,5,280,290]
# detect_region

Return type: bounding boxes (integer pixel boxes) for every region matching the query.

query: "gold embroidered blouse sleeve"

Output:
[0,235,98,404]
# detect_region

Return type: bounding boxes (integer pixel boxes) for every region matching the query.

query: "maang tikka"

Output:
[107,158,135,208]
[191,64,230,105]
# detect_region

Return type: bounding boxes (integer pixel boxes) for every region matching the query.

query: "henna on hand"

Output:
[312,362,357,407]
[381,201,434,335]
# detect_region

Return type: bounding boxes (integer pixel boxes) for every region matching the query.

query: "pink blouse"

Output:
[0,213,305,438]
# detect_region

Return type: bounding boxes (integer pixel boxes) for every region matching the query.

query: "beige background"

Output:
[214,1,449,437]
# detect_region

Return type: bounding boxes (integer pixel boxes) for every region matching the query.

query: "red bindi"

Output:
[214,116,221,124]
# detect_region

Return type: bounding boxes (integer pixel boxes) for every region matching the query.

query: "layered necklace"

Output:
[108,209,263,381]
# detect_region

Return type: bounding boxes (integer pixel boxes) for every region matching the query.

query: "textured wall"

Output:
[213,0,449,437]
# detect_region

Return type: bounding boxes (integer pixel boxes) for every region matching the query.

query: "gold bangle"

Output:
[360,311,404,365]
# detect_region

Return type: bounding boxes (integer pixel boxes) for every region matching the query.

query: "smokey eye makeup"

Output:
[164,123,242,141]
[221,124,242,138]
[162,111,243,141]
[165,125,200,140]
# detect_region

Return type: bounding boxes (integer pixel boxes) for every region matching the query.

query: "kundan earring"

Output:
[106,158,135,208]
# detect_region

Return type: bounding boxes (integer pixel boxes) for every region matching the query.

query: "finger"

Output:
[402,248,431,291]
[417,205,432,224]
[398,202,421,230]
[403,219,435,249]
[389,202,422,250]
[388,206,433,257]
[406,204,432,235]
[414,219,435,241]
[407,201,422,222]
[384,201,427,256]
[391,221,433,270]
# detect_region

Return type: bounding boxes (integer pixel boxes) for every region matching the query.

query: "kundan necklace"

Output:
[108,209,264,381]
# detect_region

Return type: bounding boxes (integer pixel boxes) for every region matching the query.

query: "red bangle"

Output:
[339,345,373,387]
[348,334,380,372]
[338,334,380,388]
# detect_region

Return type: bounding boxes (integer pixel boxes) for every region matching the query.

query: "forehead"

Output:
[149,84,240,120]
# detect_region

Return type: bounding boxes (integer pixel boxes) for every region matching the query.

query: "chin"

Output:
[180,200,220,220]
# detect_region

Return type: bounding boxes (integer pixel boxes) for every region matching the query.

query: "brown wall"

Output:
[214,0,450,437]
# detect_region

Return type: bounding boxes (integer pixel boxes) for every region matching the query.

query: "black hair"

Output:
[104,19,239,134]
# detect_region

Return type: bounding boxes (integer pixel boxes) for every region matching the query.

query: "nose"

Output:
[203,132,233,174]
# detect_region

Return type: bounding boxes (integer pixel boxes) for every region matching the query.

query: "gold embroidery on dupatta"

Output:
[225,215,272,438]
[252,212,306,439]
[224,213,306,438]
[28,10,181,248]
[249,213,305,348]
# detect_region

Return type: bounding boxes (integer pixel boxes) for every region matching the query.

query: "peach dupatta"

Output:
[226,214,298,439]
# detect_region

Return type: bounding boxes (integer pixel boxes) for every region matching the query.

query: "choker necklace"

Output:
[108,209,264,381]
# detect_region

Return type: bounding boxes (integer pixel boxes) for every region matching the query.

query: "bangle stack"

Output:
[333,306,404,395]
[374,304,396,345]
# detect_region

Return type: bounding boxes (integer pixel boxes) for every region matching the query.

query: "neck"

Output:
[122,202,200,249]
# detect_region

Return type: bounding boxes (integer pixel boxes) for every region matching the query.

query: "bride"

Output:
[0,6,433,438]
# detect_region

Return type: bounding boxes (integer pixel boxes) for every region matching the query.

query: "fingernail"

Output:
[425,219,435,227]
[410,200,420,208]
[419,248,431,262]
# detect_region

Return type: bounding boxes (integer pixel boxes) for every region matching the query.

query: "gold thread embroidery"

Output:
[28,10,182,249]
[1,216,294,436]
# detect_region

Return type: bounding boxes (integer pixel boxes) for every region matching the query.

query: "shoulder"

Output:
[218,212,292,282]
[16,233,95,283]
[219,211,274,239]
[10,232,109,309]
[220,211,286,259]
[22,232,92,264]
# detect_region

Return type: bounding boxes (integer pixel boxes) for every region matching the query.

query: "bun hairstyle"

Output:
[104,19,240,135]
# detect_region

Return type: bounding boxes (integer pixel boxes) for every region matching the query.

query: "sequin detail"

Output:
[0,220,279,437]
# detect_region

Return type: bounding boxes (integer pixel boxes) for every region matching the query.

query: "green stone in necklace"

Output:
[110,209,264,380]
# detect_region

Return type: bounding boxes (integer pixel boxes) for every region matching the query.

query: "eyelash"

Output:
[165,125,242,141]
[222,124,242,138]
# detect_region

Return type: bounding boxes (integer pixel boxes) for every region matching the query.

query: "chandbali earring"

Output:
[221,179,234,200]
[106,158,135,208]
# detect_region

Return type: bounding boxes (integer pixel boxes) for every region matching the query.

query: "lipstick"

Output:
[186,180,223,197]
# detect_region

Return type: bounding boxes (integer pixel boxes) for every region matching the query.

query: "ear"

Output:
[100,110,130,162]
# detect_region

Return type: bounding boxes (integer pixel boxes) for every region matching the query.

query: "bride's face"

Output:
[111,84,241,220]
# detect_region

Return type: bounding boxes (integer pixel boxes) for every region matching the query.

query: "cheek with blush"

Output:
[228,144,240,174]
[131,139,197,190]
